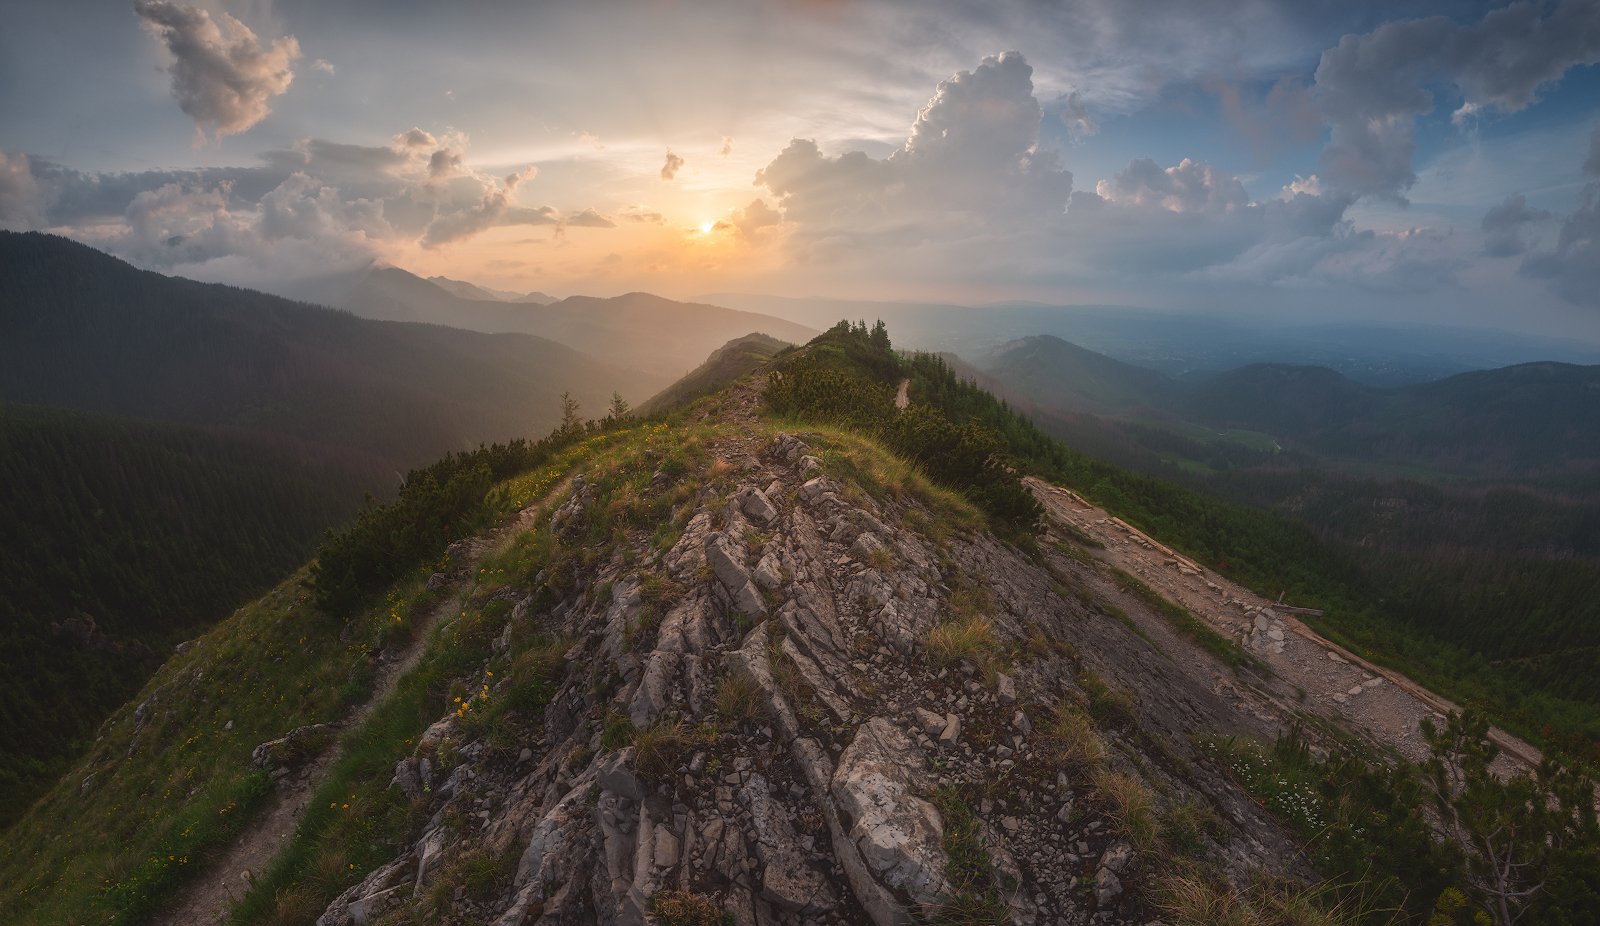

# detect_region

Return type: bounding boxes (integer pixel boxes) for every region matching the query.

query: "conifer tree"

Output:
[1422,710,1599,924]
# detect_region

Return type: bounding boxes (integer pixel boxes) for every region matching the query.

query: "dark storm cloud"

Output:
[1521,127,1600,308]
[1481,193,1549,257]
[1313,0,1600,200]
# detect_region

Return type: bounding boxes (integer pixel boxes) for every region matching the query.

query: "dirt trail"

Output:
[157,496,563,925]
[894,378,910,410]
[161,371,771,924]
[1026,477,1540,775]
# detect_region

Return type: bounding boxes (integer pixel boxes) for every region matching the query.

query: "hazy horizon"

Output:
[2,0,1598,339]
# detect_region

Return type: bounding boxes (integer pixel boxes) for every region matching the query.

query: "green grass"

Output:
[0,421,699,925]
[926,786,1009,925]
[925,614,1001,671]
[715,668,770,727]
[221,443,700,922]
[1039,700,1106,769]
[767,423,986,535]
[0,566,438,926]
[1156,874,1381,926]
[1092,768,1161,852]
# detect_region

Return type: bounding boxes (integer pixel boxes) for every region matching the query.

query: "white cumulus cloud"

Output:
[134,1,302,140]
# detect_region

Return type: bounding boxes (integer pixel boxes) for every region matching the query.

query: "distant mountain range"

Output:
[978,334,1600,479]
[705,292,1600,387]
[425,275,555,304]
[0,232,663,475]
[328,268,815,379]
[975,335,1177,414]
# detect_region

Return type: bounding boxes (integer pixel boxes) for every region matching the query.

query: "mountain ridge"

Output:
[0,231,657,473]
[1,322,1592,926]
[980,332,1600,479]
[341,268,818,378]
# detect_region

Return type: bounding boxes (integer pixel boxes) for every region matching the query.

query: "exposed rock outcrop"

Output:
[310,418,1308,926]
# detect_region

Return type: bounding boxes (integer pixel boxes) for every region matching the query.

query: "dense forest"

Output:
[0,403,375,824]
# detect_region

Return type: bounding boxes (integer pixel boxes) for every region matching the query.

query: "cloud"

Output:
[312,58,335,75]
[719,136,733,157]
[1214,77,1319,162]
[504,166,537,190]
[661,149,684,180]
[394,127,437,149]
[747,52,1414,294]
[754,140,892,226]
[261,138,408,182]
[133,1,301,140]
[617,205,663,224]
[257,172,389,242]
[1312,0,1600,200]
[1521,188,1600,307]
[1055,91,1097,141]
[420,169,551,248]
[9,117,613,269]
[756,52,1071,234]
[428,147,464,181]
[1521,128,1600,308]
[564,207,615,228]
[1481,193,1549,257]
[1068,158,1358,284]
[0,150,46,231]
[727,198,781,237]
[1095,157,1249,214]
[117,180,253,265]
[894,51,1068,216]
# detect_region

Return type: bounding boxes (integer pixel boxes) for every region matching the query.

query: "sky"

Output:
[1,0,1598,338]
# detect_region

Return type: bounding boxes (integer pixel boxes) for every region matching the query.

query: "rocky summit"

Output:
[289,378,1299,926]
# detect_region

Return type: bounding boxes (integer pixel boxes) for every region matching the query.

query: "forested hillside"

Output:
[0,232,660,474]
[0,232,667,825]
[0,403,375,824]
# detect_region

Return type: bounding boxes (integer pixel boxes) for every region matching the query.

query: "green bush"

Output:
[765,321,1041,530]
[310,421,612,615]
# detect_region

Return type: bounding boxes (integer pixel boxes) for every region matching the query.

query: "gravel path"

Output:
[1026,476,1540,776]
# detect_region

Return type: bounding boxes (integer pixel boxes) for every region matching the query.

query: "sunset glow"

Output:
[0,1,1596,338]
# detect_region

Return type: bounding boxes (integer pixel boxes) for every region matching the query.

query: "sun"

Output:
[698,221,714,234]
